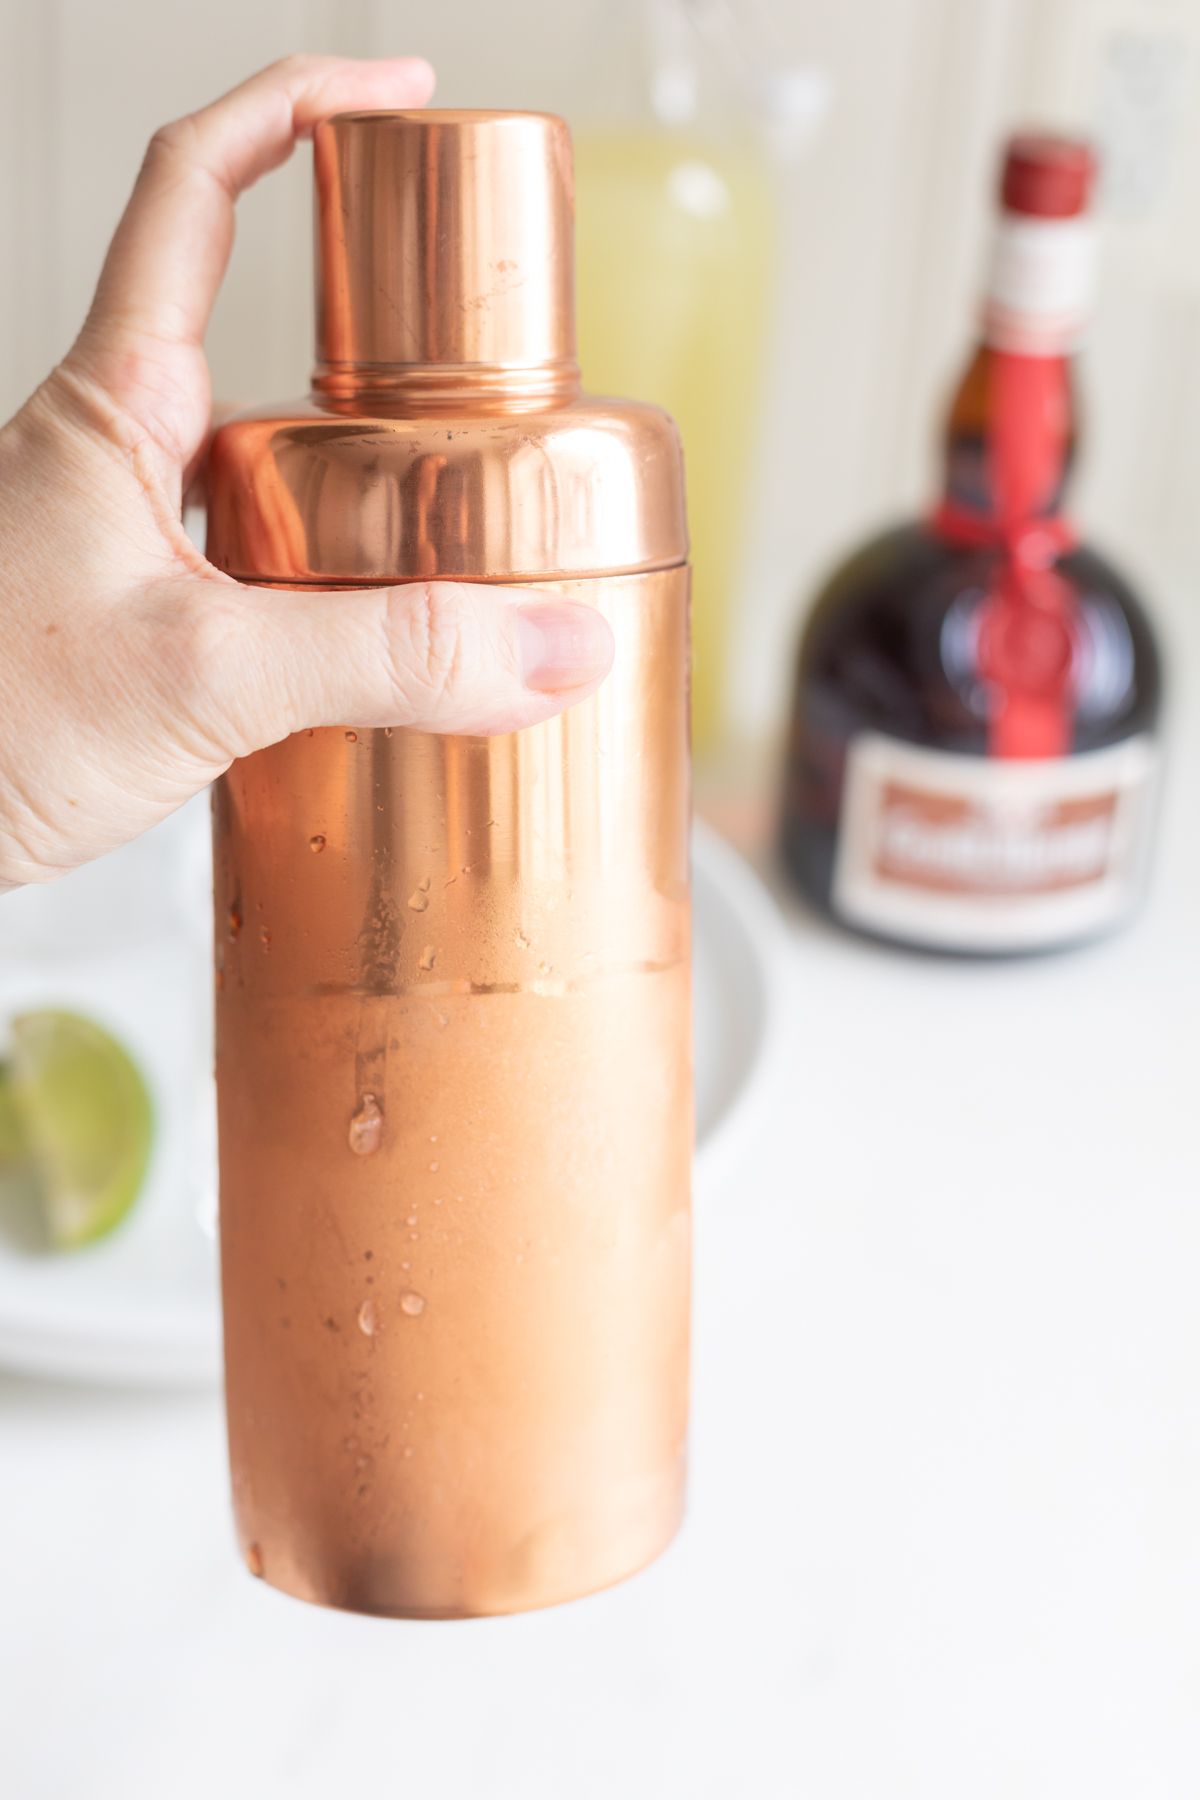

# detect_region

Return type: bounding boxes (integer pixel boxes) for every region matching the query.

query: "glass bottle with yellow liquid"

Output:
[573,4,824,754]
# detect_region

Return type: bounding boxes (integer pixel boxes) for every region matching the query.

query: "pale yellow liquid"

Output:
[574,131,776,754]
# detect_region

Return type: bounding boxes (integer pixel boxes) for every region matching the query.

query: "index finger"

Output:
[85,54,435,351]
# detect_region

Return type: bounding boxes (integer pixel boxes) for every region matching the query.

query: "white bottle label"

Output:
[983,215,1095,355]
[832,733,1158,951]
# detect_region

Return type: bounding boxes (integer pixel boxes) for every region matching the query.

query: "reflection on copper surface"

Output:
[209,111,691,1618]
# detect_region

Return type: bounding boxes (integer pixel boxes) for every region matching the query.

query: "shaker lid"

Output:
[313,110,578,400]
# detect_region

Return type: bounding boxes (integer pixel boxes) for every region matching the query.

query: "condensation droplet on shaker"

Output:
[348,1093,383,1156]
[419,945,436,970]
[429,1160,440,1173]
[345,730,358,743]
[399,1291,426,1317]
[246,1542,264,1578]
[309,835,326,854]
[515,929,530,950]
[259,926,271,950]
[228,907,242,940]
[408,890,429,913]
[357,1299,377,1336]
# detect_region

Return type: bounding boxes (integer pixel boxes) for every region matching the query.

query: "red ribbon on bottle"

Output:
[931,349,1080,760]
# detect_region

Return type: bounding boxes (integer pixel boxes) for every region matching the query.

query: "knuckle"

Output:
[159,586,257,754]
[146,119,186,163]
[386,584,469,708]
[273,51,315,79]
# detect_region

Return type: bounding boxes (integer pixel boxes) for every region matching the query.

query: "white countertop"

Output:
[3,607,1198,1800]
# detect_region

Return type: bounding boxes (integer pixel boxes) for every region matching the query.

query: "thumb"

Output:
[183,576,616,753]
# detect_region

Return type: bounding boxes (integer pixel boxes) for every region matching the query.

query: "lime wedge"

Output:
[5,1011,153,1248]
[0,1063,28,1165]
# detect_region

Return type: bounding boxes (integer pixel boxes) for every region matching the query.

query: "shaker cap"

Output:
[313,109,578,397]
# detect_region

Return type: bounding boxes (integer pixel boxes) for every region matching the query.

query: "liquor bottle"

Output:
[205,112,692,1617]
[780,134,1163,955]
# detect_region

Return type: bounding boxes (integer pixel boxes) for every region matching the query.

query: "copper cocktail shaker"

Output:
[205,111,691,1617]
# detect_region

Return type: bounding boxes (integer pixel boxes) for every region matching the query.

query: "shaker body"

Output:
[207,106,691,1618]
[211,556,691,1616]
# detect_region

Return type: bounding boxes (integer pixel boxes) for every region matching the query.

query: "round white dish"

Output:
[0,807,784,1387]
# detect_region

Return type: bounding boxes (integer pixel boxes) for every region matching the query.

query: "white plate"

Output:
[0,808,783,1387]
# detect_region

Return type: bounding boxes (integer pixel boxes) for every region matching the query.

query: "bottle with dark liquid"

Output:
[780,134,1163,955]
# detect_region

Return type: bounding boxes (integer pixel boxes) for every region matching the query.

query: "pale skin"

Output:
[0,56,614,892]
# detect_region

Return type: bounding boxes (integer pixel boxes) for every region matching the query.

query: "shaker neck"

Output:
[311,359,582,413]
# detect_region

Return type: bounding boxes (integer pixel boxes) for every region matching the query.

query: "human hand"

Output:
[0,56,614,890]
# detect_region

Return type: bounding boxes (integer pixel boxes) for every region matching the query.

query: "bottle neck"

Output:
[940,207,1094,522]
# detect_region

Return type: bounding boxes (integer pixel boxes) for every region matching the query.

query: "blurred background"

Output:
[3,3,1200,1796]
[4,0,1199,758]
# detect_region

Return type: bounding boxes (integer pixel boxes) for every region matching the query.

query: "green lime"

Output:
[4,1010,153,1248]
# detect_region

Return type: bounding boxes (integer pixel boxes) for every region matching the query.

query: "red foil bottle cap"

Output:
[1000,134,1096,219]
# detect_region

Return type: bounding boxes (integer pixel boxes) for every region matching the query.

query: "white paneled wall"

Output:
[2,0,1197,740]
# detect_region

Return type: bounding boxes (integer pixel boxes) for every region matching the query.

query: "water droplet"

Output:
[228,907,242,940]
[357,1299,377,1336]
[215,969,225,991]
[401,1259,411,1271]
[515,929,530,950]
[309,834,326,854]
[433,1010,448,1029]
[408,890,429,913]
[399,1291,426,1317]
[306,728,315,738]
[430,1134,438,1144]
[343,1435,359,1452]
[429,1160,440,1173]
[538,960,553,975]
[402,1446,414,1459]
[259,926,271,950]
[348,1093,383,1156]
[419,945,436,971]
[345,730,358,743]
[433,1195,444,1206]
[405,1212,418,1227]
[416,1391,424,1402]
[246,1542,264,1578]
[384,726,394,738]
